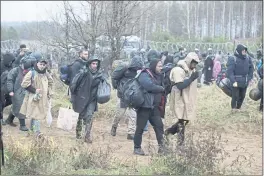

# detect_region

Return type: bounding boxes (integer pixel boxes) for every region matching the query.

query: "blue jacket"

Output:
[226,55,253,88]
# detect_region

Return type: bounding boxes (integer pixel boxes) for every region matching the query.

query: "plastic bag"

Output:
[57,107,79,131]
[46,100,52,127]
[97,79,111,104]
[201,74,204,85]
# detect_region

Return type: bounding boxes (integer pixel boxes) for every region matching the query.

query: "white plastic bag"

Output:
[46,101,53,127]
[57,107,79,131]
[201,74,205,85]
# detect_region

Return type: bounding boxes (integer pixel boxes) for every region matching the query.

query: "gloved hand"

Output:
[190,71,199,81]
[233,82,238,87]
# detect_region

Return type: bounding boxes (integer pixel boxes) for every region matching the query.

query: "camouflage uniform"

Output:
[112,99,136,135]
[76,101,96,142]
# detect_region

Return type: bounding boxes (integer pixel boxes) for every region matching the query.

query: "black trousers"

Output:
[134,107,164,149]
[231,87,247,109]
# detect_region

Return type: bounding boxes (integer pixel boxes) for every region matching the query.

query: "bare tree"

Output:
[222,1,226,38]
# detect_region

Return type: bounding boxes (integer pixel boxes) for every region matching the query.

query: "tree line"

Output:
[1,1,262,63]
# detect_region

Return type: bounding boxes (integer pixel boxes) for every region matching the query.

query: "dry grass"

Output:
[1,73,262,175]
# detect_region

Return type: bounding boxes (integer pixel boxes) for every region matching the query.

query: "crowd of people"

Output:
[0,43,262,155]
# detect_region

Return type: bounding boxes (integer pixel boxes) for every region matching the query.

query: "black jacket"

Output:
[69,58,88,84]
[227,54,253,88]
[71,58,103,114]
[1,53,15,75]
[6,67,27,118]
[138,62,164,109]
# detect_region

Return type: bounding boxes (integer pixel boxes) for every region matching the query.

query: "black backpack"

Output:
[69,67,87,94]
[111,65,128,98]
[162,64,174,95]
[60,60,82,86]
[122,69,154,109]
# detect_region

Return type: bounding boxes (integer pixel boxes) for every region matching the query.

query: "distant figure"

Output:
[226,44,253,113]
[213,55,222,80]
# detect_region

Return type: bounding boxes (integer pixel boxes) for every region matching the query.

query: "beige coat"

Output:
[20,70,53,120]
[169,52,199,121]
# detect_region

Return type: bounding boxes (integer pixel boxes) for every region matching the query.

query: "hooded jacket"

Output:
[71,57,103,114]
[169,52,199,121]
[226,44,253,88]
[1,53,15,75]
[138,59,164,109]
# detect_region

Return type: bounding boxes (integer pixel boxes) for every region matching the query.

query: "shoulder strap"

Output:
[135,70,143,79]
[145,69,154,78]
[31,69,35,81]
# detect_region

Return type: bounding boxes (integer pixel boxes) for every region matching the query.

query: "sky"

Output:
[1,1,61,22]
[1,1,85,22]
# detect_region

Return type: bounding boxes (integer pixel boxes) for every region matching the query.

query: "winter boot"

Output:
[127,134,134,140]
[134,148,145,156]
[177,122,185,146]
[76,119,83,139]
[111,126,117,136]
[4,113,16,127]
[19,119,29,131]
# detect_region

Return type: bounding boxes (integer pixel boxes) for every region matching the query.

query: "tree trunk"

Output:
[195,2,199,39]
[166,2,170,32]
[206,1,209,38]
[242,1,246,38]
[186,2,190,39]
[144,13,149,41]
[252,2,258,38]
[212,1,215,38]
[222,1,226,38]
[228,1,232,40]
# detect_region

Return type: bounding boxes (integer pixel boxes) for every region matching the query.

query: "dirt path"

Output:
[2,115,262,175]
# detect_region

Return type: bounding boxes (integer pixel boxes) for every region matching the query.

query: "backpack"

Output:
[162,64,174,95]
[59,60,81,86]
[69,68,87,94]
[122,69,153,109]
[111,65,128,89]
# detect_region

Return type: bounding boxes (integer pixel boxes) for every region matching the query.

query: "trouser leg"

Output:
[231,87,239,109]
[112,107,126,128]
[149,110,164,147]
[134,108,150,149]
[127,108,136,135]
[84,115,94,143]
[237,87,247,109]
[76,118,83,139]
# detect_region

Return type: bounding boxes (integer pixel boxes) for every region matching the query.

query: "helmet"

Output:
[249,88,261,101]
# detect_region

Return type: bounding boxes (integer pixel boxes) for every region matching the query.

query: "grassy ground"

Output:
[1,75,262,175]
